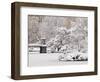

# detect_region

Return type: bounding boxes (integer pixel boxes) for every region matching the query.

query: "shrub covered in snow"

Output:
[59,51,88,61]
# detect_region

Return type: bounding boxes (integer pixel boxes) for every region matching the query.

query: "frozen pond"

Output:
[28,53,88,67]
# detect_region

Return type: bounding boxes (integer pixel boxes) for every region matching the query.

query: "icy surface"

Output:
[28,53,87,67]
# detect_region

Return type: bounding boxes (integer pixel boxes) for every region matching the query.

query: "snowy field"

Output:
[28,53,88,67]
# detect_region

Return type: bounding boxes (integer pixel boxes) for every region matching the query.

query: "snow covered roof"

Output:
[28,43,47,47]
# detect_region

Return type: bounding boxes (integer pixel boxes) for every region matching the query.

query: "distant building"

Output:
[28,39,47,53]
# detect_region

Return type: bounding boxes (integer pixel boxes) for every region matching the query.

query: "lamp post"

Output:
[40,35,47,53]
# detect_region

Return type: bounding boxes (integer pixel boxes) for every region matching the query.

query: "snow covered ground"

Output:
[28,53,88,67]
